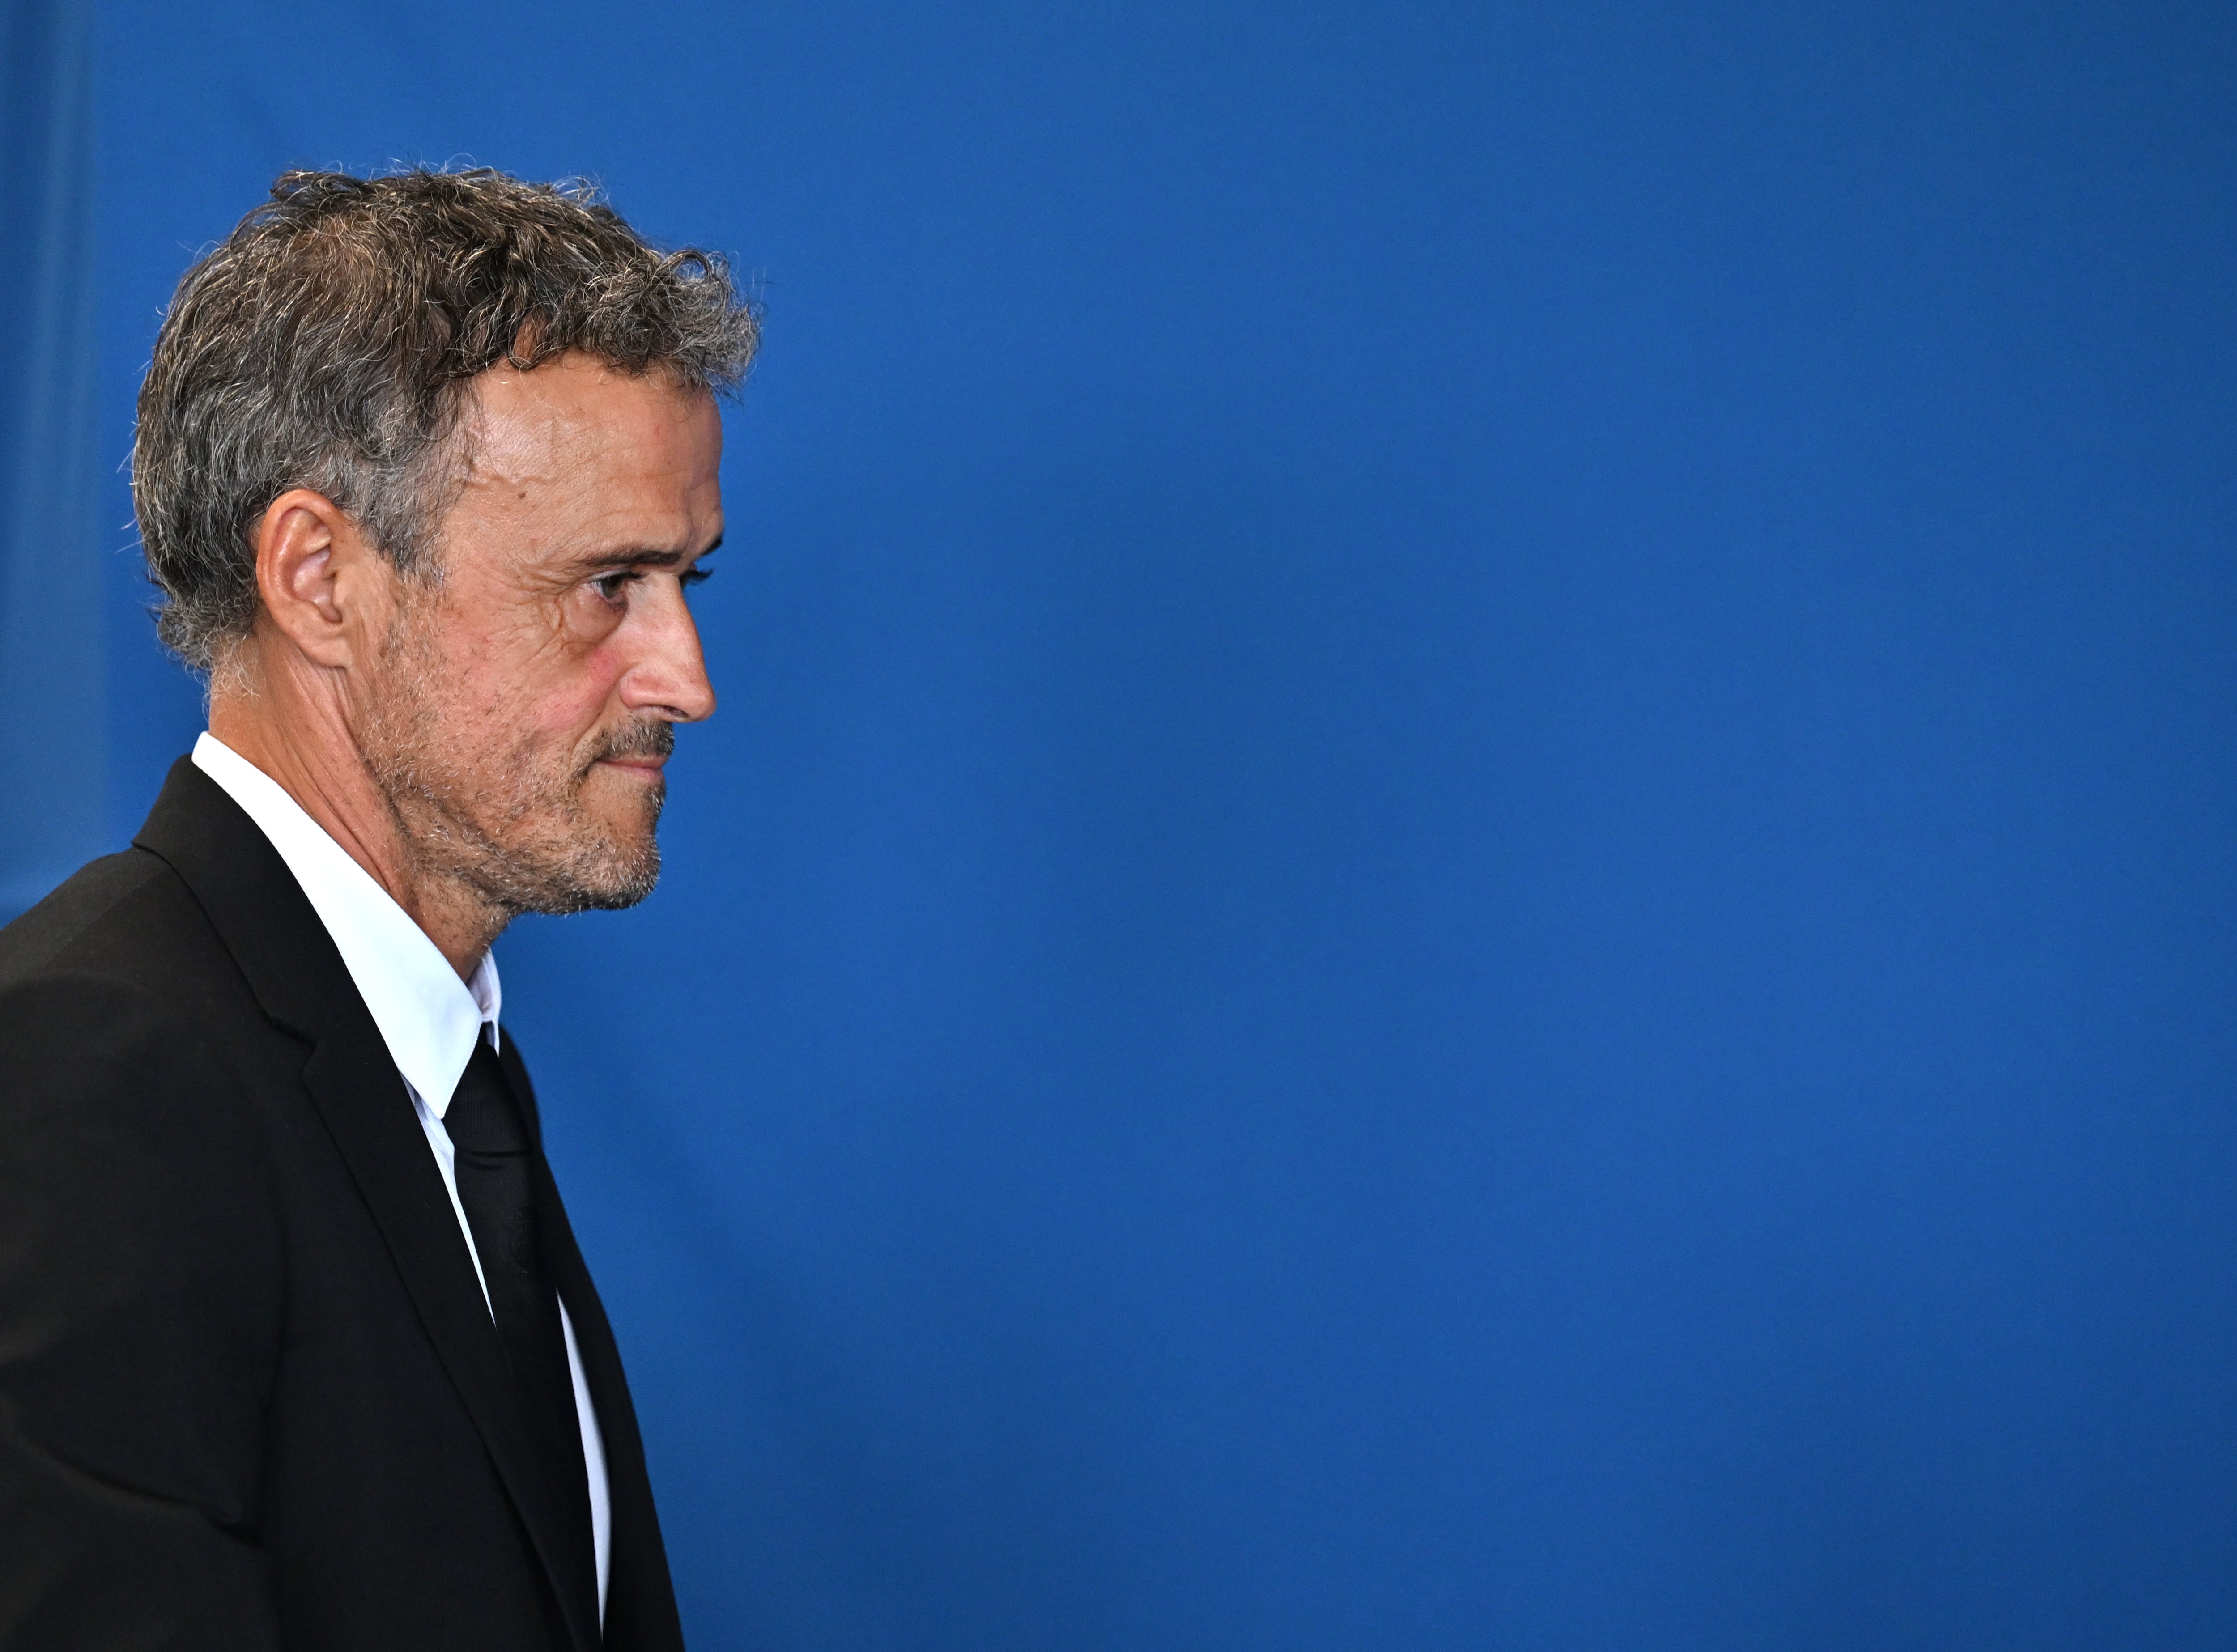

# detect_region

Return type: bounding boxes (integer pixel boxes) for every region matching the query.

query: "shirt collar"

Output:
[191,732,500,1117]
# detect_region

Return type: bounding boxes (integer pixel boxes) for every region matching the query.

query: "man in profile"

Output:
[0,168,757,1649]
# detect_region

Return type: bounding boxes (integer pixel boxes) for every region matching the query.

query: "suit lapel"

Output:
[502,1039,686,1652]
[134,759,604,1652]
[301,1009,604,1651]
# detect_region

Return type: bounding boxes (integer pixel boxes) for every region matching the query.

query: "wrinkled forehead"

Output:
[438,355,724,570]
[462,355,720,486]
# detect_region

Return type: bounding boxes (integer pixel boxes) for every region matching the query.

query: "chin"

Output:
[484,800,664,916]
[586,792,662,849]
[519,837,661,915]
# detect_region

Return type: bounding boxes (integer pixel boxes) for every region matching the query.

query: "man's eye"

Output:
[592,572,634,605]
[680,566,714,591]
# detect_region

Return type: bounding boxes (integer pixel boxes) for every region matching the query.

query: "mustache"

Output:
[581,720,676,770]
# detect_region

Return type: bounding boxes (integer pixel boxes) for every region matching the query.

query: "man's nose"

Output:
[618,582,717,723]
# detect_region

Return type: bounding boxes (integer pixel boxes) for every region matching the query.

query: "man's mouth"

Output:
[583,723,676,779]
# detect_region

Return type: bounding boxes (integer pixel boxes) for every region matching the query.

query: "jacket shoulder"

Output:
[0,845,238,1004]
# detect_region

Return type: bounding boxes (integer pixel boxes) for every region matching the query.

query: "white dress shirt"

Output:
[192,733,611,1618]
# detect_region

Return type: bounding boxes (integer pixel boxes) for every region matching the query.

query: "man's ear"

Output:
[252,488,381,669]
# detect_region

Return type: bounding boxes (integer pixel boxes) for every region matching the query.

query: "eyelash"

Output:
[592,567,714,605]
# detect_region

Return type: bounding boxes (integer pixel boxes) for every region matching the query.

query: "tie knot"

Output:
[445,1036,527,1157]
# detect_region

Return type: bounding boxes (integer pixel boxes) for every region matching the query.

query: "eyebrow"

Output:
[563,533,723,574]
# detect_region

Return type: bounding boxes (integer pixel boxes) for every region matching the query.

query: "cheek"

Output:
[409,577,635,764]
[486,642,633,753]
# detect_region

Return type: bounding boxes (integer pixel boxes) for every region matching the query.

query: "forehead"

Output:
[450,354,723,557]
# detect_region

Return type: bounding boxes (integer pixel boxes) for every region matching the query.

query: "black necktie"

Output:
[445,1032,595,1589]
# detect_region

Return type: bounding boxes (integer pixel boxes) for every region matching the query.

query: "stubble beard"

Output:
[356,602,671,920]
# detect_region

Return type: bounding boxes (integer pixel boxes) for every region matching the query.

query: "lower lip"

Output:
[595,760,666,780]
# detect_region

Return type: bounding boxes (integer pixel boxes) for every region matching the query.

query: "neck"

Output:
[208,647,505,981]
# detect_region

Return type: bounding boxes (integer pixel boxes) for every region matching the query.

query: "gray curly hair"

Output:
[132,167,760,671]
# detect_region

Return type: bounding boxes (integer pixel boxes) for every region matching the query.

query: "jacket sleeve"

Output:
[0,972,285,1650]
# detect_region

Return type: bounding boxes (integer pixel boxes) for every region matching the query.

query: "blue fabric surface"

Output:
[0,0,104,915]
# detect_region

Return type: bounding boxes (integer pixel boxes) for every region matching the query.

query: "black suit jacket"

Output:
[0,759,685,1651]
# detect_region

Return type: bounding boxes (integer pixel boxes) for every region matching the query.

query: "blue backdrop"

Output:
[9,0,2237,1643]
